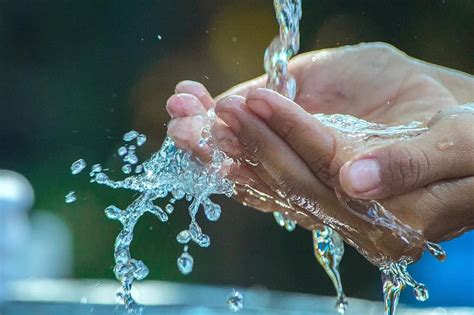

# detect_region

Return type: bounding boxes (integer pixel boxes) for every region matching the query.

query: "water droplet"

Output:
[436,139,454,151]
[177,230,191,244]
[123,130,139,142]
[65,191,77,203]
[135,164,143,173]
[124,153,138,165]
[231,36,237,42]
[195,233,210,248]
[273,212,286,227]
[137,134,147,146]
[177,252,194,275]
[204,203,221,221]
[227,289,244,312]
[425,241,447,262]
[71,159,87,175]
[122,164,132,174]
[91,164,102,173]
[105,205,122,220]
[157,34,162,40]
[95,172,108,184]
[198,138,207,148]
[172,189,185,200]
[149,205,168,222]
[118,146,127,156]
[80,297,88,304]
[284,219,296,232]
[414,283,429,301]
[165,204,174,214]
[335,296,348,314]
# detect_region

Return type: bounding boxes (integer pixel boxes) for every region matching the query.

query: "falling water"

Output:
[264,1,348,313]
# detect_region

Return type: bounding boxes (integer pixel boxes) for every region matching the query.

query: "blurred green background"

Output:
[1,0,473,306]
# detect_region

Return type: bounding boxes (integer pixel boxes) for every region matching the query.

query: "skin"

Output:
[166,42,474,265]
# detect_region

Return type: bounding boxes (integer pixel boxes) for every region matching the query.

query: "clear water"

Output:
[312,227,348,314]
[86,133,233,308]
[264,1,348,313]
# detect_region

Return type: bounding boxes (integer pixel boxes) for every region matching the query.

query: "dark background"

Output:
[1,0,473,307]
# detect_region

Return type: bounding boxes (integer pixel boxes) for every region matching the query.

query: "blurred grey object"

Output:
[3,279,473,315]
[0,170,72,303]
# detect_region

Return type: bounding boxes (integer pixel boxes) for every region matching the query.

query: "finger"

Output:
[383,176,474,243]
[245,88,340,184]
[167,116,210,161]
[215,75,267,101]
[215,95,336,207]
[166,93,207,118]
[175,80,215,109]
[339,114,474,199]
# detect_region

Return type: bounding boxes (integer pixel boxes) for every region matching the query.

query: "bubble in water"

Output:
[118,146,127,156]
[71,159,87,175]
[136,134,147,146]
[227,289,244,312]
[122,164,132,174]
[65,191,77,203]
[177,252,194,275]
[123,130,139,142]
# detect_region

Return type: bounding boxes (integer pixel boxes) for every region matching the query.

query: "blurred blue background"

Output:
[0,0,472,308]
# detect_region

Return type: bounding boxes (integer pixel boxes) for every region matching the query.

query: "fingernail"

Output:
[217,111,240,133]
[345,159,381,193]
[247,99,272,120]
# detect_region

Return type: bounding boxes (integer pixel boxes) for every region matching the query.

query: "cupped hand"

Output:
[166,42,474,264]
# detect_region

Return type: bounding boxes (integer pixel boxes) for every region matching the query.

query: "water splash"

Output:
[81,127,233,307]
[312,227,348,314]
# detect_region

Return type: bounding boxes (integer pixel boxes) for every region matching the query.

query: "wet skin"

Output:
[166,43,474,265]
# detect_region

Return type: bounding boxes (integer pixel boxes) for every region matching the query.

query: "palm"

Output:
[291,44,458,125]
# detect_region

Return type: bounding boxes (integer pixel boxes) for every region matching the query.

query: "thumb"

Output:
[339,107,474,199]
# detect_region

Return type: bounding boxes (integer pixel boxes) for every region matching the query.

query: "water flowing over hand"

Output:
[166,42,474,264]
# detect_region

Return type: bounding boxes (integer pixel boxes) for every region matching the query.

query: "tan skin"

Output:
[166,42,474,265]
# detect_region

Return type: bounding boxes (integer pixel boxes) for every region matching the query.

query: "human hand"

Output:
[166,43,474,264]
